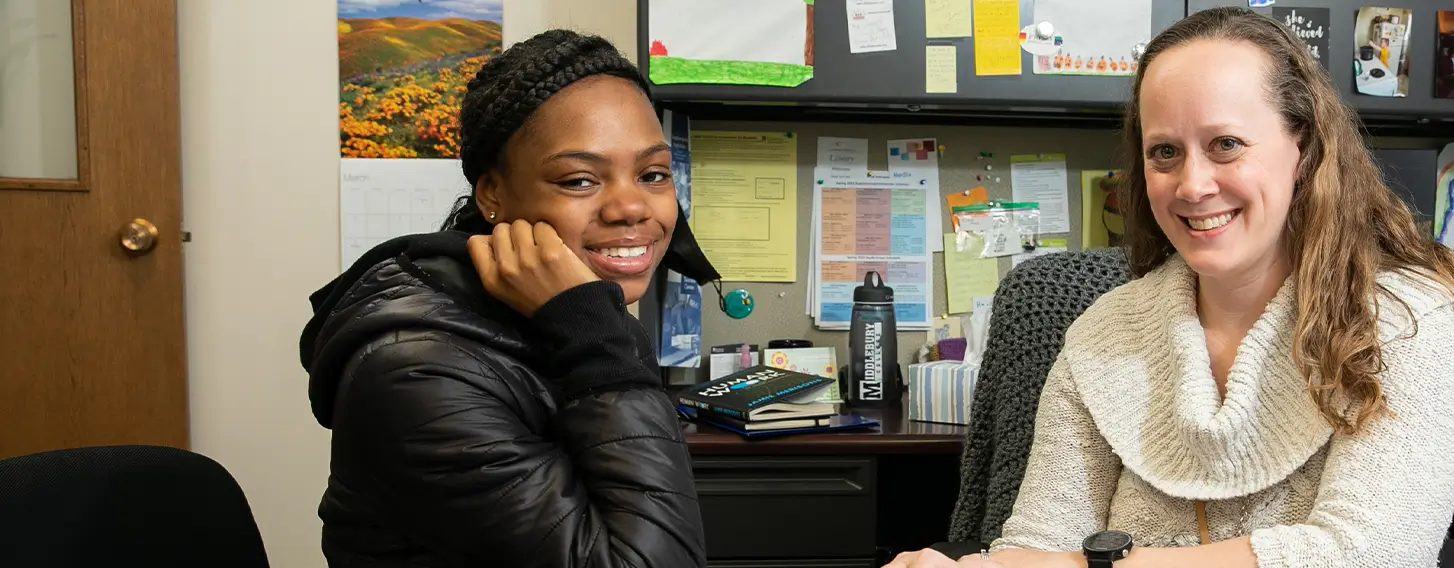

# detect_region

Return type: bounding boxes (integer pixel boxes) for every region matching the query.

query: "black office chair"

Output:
[0,445,270,568]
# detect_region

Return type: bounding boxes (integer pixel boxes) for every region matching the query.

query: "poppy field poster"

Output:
[338,0,504,159]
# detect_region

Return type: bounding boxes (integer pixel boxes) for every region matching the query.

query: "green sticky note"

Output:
[943,233,1000,314]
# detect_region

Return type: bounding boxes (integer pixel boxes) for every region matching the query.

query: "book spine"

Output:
[677,397,746,419]
[746,377,829,408]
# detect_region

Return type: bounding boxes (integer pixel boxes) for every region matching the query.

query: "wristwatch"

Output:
[1082,530,1133,567]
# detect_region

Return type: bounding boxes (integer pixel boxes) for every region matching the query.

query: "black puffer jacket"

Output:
[299,231,706,568]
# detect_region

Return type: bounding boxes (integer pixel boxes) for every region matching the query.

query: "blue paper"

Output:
[658,110,703,367]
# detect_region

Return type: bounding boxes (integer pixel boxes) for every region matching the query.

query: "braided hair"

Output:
[441,30,651,231]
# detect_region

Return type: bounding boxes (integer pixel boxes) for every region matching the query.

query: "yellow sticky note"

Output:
[926,0,973,38]
[943,233,1000,314]
[972,0,1021,76]
[925,45,958,94]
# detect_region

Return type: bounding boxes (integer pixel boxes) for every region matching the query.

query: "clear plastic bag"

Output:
[952,201,1041,258]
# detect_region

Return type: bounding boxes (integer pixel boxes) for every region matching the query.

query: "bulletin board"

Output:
[664,119,1122,385]
[659,121,1450,385]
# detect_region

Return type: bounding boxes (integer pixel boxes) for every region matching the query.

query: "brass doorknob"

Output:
[120,218,159,254]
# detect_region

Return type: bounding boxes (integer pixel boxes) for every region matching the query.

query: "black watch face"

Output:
[1083,530,1132,553]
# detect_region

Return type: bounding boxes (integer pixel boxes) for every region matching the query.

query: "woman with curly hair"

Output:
[891,7,1454,568]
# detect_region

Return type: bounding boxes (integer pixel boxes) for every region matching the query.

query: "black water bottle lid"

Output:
[853,271,895,303]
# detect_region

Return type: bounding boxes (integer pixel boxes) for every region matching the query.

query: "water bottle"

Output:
[846,271,901,408]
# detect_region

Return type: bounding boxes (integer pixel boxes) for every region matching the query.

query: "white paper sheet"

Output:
[339,158,469,271]
[811,176,935,331]
[887,138,944,251]
[810,138,871,316]
[817,137,870,181]
[847,0,898,54]
[1031,0,1153,76]
[1009,154,1071,234]
[649,0,808,66]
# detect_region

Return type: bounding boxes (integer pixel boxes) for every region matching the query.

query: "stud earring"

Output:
[488,211,497,220]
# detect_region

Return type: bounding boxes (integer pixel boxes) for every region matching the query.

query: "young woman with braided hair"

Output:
[299,30,716,567]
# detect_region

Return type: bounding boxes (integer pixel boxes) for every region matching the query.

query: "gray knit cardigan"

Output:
[947,247,1131,546]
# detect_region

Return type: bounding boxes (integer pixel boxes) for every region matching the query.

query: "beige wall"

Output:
[178,1,637,566]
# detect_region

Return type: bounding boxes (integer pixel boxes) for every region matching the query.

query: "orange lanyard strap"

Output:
[1194,501,1211,545]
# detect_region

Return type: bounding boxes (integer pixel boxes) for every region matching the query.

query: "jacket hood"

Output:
[298,230,512,429]
[299,206,718,428]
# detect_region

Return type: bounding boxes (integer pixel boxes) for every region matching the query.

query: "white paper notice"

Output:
[1031,0,1153,76]
[847,0,897,54]
[339,158,470,271]
[649,0,810,67]
[888,138,944,251]
[817,137,870,181]
[1009,154,1071,234]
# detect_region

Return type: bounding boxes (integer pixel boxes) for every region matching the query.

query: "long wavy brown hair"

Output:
[1117,7,1454,435]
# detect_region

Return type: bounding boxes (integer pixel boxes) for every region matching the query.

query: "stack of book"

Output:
[677,365,861,435]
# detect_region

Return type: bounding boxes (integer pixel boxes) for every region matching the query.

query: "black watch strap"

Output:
[1086,558,1116,568]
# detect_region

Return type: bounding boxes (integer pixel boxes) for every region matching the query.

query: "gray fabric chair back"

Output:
[947,247,1130,545]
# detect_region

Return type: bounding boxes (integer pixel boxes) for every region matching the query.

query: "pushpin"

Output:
[938,144,946,156]
[1034,21,1054,41]
[976,175,984,181]
[995,177,1002,183]
[1132,42,1147,60]
[723,288,754,319]
[985,165,993,171]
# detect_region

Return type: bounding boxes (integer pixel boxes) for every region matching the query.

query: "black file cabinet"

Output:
[685,405,968,567]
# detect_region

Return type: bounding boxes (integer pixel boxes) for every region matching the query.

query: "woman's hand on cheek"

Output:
[468,220,600,317]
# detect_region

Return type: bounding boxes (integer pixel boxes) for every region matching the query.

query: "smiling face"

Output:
[477,75,676,304]
[1137,38,1302,282]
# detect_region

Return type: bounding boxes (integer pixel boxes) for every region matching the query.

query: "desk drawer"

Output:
[693,456,876,559]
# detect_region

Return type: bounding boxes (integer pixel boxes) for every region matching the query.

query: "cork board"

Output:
[665,120,1123,384]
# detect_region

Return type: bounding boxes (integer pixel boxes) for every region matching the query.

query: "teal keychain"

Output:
[722,288,754,320]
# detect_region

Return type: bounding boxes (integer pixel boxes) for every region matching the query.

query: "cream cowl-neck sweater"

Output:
[991,255,1454,567]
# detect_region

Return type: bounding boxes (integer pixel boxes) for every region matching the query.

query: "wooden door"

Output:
[0,0,185,459]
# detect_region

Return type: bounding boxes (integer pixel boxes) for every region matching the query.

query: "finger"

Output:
[882,550,917,568]
[468,235,497,287]
[914,549,951,566]
[510,219,538,268]
[532,222,574,266]
[491,222,517,276]
[533,221,563,249]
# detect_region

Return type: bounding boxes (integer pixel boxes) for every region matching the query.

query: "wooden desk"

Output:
[684,402,967,568]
